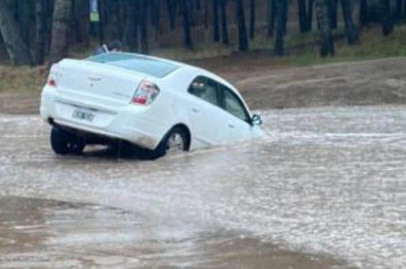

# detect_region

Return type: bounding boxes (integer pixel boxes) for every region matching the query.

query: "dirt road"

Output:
[194,56,406,109]
[1,106,406,268]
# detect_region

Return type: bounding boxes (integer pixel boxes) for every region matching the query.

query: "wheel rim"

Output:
[166,133,184,154]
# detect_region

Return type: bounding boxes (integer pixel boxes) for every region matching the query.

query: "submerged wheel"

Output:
[138,127,189,160]
[50,127,85,155]
[165,130,188,154]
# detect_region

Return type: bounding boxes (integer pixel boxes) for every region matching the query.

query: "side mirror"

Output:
[251,114,263,126]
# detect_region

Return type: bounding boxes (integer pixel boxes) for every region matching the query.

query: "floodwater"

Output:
[0,106,405,269]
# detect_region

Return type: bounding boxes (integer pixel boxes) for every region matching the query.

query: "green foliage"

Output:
[290,25,406,66]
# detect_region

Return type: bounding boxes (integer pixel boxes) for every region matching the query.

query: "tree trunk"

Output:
[267,0,276,37]
[16,0,35,49]
[182,0,193,49]
[49,0,72,65]
[341,0,358,45]
[124,0,139,52]
[204,0,209,29]
[305,0,314,32]
[72,0,90,46]
[315,0,334,57]
[396,0,403,22]
[0,0,32,65]
[167,0,176,30]
[359,0,368,26]
[274,0,286,55]
[44,0,54,56]
[220,0,229,45]
[34,0,47,65]
[404,0,406,20]
[381,0,394,36]
[236,0,249,52]
[298,0,307,33]
[98,0,106,44]
[281,0,288,35]
[104,0,123,41]
[151,0,161,36]
[299,0,314,32]
[329,0,338,29]
[140,0,149,54]
[249,0,255,39]
[213,0,220,42]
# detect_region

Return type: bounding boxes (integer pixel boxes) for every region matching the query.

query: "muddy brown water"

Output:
[0,106,406,268]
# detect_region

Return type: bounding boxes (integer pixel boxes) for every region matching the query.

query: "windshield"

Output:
[87,53,179,78]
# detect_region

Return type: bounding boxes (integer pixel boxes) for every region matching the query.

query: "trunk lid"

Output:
[56,59,144,108]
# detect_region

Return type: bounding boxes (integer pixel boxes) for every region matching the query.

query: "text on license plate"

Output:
[72,109,95,122]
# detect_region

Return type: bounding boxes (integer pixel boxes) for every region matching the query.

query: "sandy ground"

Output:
[195,56,406,109]
[2,57,406,114]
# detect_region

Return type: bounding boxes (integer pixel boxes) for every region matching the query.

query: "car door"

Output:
[187,76,227,147]
[217,83,253,143]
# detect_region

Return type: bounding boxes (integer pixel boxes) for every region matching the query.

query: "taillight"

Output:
[131,80,160,105]
[47,63,59,88]
[48,78,57,87]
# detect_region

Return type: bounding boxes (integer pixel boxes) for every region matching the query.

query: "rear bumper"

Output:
[40,87,167,150]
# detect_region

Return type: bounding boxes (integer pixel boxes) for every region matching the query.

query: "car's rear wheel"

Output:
[138,127,189,160]
[161,127,189,156]
[166,131,187,154]
[50,127,85,155]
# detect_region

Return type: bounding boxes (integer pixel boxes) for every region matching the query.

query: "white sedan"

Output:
[40,53,263,159]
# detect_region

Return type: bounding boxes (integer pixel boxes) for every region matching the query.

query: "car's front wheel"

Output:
[50,127,85,155]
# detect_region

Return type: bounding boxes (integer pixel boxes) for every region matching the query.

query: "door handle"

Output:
[228,123,235,129]
[191,107,199,113]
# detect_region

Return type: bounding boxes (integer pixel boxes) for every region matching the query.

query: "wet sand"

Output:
[0,197,341,268]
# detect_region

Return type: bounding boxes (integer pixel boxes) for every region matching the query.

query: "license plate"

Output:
[72,109,95,122]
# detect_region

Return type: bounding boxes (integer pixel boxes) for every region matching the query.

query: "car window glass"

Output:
[189,77,219,106]
[223,88,249,122]
[88,53,179,78]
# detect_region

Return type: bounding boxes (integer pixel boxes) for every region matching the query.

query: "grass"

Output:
[0,65,46,94]
[1,24,406,95]
[288,24,406,66]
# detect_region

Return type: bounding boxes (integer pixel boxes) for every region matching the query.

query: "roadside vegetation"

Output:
[2,23,406,95]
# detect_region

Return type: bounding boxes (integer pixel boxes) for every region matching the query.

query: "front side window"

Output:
[222,86,250,123]
[188,76,219,107]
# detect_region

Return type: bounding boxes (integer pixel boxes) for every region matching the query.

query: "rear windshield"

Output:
[87,53,179,78]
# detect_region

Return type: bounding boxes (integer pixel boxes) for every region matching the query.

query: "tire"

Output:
[162,127,189,155]
[139,127,189,160]
[50,127,85,155]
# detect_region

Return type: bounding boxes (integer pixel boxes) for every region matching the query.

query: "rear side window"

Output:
[188,76,220,107]
[87,53,179,78]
